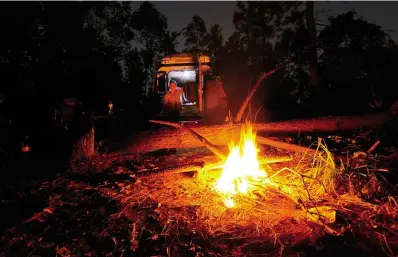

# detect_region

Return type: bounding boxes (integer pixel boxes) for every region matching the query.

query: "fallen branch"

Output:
[149,119,311,155]
[253,100,398,133]
[185,126,226,159]
[136,163,204,178]
[257,136,316,155]
[149,119,226,159]
[124,103,397,155]
[148,119,181,129]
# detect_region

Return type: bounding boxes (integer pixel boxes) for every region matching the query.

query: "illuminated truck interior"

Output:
[152,53,228,124]
[154,54,212,114]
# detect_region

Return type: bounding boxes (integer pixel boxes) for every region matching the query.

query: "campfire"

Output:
[111,122,346,248]
[215,124,269,208]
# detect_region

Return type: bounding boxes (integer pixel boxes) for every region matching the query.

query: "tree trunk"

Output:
[306,1,319,87]
[145,68,148,96]
[70,112,95,164]
[70,127,95,163]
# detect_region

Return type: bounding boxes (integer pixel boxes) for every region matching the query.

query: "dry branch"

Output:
[149,119,226,159]
[185,126,226,159]
[234,67,281,123]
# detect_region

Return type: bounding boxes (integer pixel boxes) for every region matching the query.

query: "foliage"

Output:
[183,15,208,54]
[215,2,397,118]
[317,11,391,114]
[0,1,397,120]
[130,1,178,93]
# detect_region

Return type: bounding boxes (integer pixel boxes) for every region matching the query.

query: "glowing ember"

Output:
[216,124,268,208]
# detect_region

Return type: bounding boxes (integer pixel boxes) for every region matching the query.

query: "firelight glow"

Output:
[215,124,268,208]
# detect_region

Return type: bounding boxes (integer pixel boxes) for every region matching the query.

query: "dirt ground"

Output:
[0,132,397,257]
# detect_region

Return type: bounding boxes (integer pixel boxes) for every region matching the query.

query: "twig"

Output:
[367,140,380,154]
[254,106,263,123]
[368,168,389,173]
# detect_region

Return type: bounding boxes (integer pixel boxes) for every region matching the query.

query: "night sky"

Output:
[131,1,398,50]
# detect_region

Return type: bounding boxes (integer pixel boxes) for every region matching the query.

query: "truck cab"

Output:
[153,53,228,124]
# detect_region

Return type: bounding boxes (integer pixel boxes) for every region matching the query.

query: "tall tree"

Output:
[0,2,44,94]
[233,2,298,71]
[216,32,251,116]
[305,1,319,87]
[130,1,170,95]
[87,1,134,60]
[205,24,224,66]
[161,31,180,55]
[183,15,207,54]
[317,11,388,114]
[39,2,123,104]
[229,2,302,120]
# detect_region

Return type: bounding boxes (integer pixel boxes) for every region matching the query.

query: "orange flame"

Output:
[216,124,268,208]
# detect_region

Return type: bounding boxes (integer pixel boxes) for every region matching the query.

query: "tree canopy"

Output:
[0,1,396,118]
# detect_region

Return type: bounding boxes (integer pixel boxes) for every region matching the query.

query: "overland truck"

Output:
[152,53,228,124]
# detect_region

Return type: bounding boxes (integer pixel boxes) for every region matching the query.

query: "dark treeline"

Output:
[1,1,397,123]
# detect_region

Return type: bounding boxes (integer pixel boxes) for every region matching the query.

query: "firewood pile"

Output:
[1,73,398,256]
